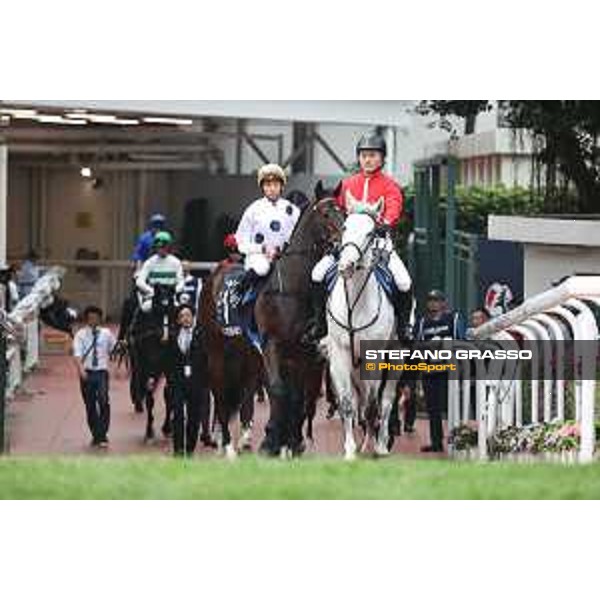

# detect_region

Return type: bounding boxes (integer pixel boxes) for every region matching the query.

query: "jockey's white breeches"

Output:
[312,238,412,293]
[137,291,153,314]
[311,254,337,283]
[244,252,272,277]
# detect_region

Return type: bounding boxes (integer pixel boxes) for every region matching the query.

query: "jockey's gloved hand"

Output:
[375,223,393,238]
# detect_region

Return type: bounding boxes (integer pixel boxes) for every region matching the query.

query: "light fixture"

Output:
[80,166,93,178]
[143,116,193,126]
[0,108,38,118]
[36,115,87,125]
[110,118,140,126]
[66,113,139,126]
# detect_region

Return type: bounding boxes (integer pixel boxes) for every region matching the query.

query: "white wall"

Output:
[524,244,600,297]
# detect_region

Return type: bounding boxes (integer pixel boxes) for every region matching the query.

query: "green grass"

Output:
[1,456,600,499]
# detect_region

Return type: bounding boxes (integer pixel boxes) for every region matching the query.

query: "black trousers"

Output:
[396,380,417,429]
[404,393,417,430]
[422,374,448,450]
[172,377,208,455]
[80,370,110,444]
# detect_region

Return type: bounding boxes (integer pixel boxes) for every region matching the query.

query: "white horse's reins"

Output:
[328,226,383,369]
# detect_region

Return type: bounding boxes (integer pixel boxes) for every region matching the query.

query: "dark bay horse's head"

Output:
[151,284,177,321]
[284,180,344,261]
[39,295,78,338]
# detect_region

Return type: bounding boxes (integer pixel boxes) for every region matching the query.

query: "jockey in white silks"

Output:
[135,231,185,313]
[305,132,414,343]
[235,164,300,296]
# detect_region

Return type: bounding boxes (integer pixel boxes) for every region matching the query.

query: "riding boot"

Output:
[394,288,414,342]
[302,282,328,346]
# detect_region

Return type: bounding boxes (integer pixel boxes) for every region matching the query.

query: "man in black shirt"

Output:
[414,290,466,453]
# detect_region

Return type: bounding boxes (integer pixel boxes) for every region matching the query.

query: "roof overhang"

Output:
[5,100,412,127]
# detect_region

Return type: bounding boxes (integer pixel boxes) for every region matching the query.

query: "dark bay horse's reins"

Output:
[267,197,344,296]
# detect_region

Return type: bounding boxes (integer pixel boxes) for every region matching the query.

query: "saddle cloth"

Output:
[216,266,265,351]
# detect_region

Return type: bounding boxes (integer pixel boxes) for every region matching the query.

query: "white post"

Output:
[0,144,7,312]
[476,374,488,460]
[0,144,7,269]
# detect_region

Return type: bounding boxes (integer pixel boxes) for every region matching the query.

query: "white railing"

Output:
[2,267,67,398]
[38,259,218,318]
[450,275,600,463]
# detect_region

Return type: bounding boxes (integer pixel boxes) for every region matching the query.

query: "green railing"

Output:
[410,157,480,317]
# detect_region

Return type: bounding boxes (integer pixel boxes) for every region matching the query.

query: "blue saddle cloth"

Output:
[324,259,399,304]
[216,268,265,352]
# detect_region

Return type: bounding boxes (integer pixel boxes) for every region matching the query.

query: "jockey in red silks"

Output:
[305,132,414,343]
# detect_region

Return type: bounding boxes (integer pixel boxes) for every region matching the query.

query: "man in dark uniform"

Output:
[414,290,466,453]
[166,304,210,457]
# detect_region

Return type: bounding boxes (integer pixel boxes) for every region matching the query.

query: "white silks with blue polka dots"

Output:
[235,196,301,274]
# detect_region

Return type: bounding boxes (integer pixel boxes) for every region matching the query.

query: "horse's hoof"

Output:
[145,429,155,444]
[291,441,306,457]
[344,452,357,462]
[200,435,218,450]
[375,445,391,458]
[239,428,253,452]
[224,445,237,461]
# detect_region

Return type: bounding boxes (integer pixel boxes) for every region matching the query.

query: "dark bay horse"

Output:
[255,182,344,457]
[113,287,145,413]
[131,284,177,442]
[40,295,78,337]
[200,260,265,458]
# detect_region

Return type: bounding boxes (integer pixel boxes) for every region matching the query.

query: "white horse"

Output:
[326,200,398,460]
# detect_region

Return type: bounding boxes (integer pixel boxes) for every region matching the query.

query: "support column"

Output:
[385,126,398,179]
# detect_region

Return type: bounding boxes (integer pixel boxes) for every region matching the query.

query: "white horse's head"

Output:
[338,192,384,278]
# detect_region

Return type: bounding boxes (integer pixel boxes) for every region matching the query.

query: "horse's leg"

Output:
[353,375,372,455]
[162,377,174,438]
[214,384,236,459]
[375,379,395,457]
[130,350,144,414]
[330,346,357,460]
[288,379,306,457]
[303,359,323,448]
[325,365,338,419]
[145,376,156,442]
[239,385,255,452]
[259,342,285,456]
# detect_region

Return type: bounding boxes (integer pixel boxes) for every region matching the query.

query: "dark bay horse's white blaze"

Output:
[327,210,397,460]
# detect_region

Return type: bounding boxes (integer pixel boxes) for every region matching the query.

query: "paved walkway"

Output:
[6,338,441,458]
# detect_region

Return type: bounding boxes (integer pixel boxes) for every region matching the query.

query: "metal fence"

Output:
[409,221,479,318]
[410,158,479,317]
